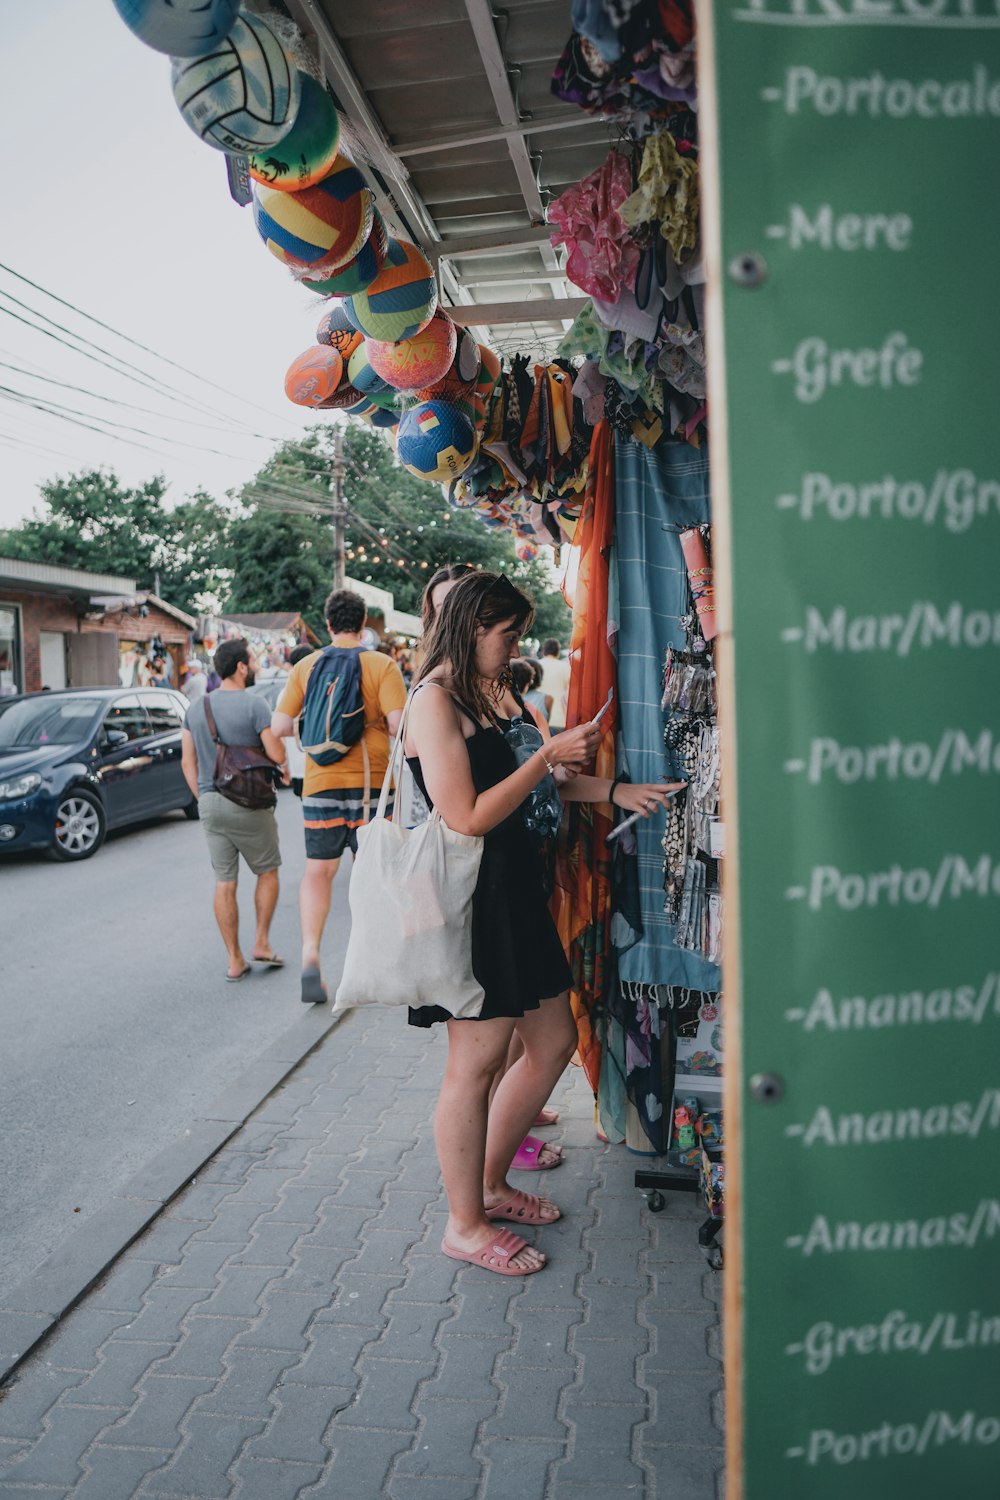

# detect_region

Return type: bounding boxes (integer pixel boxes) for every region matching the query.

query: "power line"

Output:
[0,385,249,461]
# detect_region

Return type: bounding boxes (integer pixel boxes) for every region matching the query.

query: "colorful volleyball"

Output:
[171,14,300,154]
[247,73,340,192]
[316,305,362,359]
[366,310,457,393]
[345,239,437,343]
[347,342,394,401]
[297,210,387,296]
[253,157,374,272]
[284,346,344,408]
[396,401,477,483]
[418,323,480,402]
[112,0,239,55]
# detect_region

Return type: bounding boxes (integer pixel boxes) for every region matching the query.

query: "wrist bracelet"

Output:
[609,774,625,806]
[539,748,555,773]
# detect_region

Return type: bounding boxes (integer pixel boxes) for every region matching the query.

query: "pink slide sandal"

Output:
[512,1135,564,1171]
[486,1187,561,1225]
[441,1227,544,1276]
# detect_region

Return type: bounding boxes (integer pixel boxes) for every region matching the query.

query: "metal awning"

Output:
[283,0,610,359]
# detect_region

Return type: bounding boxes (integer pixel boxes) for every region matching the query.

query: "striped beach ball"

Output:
[247,73,340,192]
[396,401,477,483]
[284,346,344,408]
[112,0,239,55]
[366,309,457,393]
[345,239,437,343]
[253,157,374,272]
[298,210,388,296]
[316,305,362,360]
[171,14,300,154]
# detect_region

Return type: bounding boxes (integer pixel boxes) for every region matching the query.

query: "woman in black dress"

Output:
[405,572,602,1276]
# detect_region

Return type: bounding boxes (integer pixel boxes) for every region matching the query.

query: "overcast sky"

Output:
[0,2,328,531]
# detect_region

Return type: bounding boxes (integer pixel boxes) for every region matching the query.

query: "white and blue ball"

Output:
[171,13,300,154]
[112,0,240,56]
[396,401,477,483]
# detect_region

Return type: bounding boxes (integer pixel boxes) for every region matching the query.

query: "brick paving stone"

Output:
[285,1323,380,1386]
[274,1112,342,1140]
[123,1216,202,1266]
[647,1258,715,1308]
[556,1340,641,1405]
[378,1299,452,1345]
[508,1265,582,1312]
[244,1380,343,1464]
[483,1363,570,1441]
[233,1294,316,1354]
[194,1267,271,1321]
[63,1339,174,1408]
[309,1425,414,1499]
[641,1370,722,1448]
[195,1348,300,1418]
[365,1192,430,1234]
[553,1444,648,1492]
[256,1187,334,1226]
[423,1338,508,1403]
[228,1457,324,1500]
[0,1403,129,1489]
[479,1437,564,1499]
[195,1151,266,1186]
[44,1311,137,1373]
[147,1240,235,1291]
[188,1201,273,1247]
[549,1482,646,1499]
[73,1443,172,1500]
[114,1288,212,1343]
[645,1442,723,1499]
[347,1232,419,1278]
[166,1182,236,1222]
[643,1311,719,1374]
[101,1374,214,1449]
[147,1412,265,1496]
[299,1207,374,1248]
[509,1310,575,1368]
[0,1368,87,1439]
[644,1218,711,1264]
[331,1359,420,1431]
[323,1172,391,1212]
[287,1158,353,1191]
[388,1476,479,1500]
[265,1138,327,1173]
[324,1272,404,1316]
[0,1485,67,1500]
[394,1397,491,1479]
[389,1253,459,1306]
[231,1224,308,1268]
[152,1317,250,1379]
[86,1259,160,1314]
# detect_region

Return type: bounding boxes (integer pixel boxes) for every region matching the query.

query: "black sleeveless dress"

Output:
[405,704,572,1027]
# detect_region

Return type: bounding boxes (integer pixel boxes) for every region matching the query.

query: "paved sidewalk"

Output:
[0,1006,724,1500]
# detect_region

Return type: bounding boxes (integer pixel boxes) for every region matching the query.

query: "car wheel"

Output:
[48,789,106,861]
[183,798,200,821]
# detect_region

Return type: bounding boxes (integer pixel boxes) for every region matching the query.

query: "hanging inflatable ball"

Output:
[418,323,480,402]
[346,342,395,401]
[369,405,400,431]
[316,304,362,360]
[317,375,366,411]
[284,346,344,408]
[345,239,437,343]
[396,401,477,483]
[253,157,374,272]
[112,0,239,55]
[171,14,300,154]
[476,343,502,401]
[515,539,539,563]
[297,209,388,297]
[248,73,340,192]
[366,309,457,394]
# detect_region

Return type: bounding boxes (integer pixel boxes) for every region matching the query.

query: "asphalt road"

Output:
[0,788,351,1302]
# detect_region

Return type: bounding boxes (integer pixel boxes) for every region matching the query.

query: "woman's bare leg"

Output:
[484,993,578,1211]
[436,1016,546,1272]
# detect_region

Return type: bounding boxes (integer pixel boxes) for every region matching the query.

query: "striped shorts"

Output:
[302,786,393,862]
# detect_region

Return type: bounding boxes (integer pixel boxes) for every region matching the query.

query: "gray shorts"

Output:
[199,791,281,883]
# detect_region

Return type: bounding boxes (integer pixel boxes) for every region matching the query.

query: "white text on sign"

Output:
[776,469,1000,530]
[787,1308,1000,1376]
[784,1089,1000,1146]
[781,601,1000,654]
[784,973,1000,1030]
[787,1409,1000,1471]
[762,65,1000,116]
[767,204,912,250]
[741,0,1000,23]
[771,332,922,402]
[785,728,1000,784]
[785,1200,1000,1257]
[785,853,1000,910]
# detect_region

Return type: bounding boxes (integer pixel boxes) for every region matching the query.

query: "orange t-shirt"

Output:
[276,649,407,797]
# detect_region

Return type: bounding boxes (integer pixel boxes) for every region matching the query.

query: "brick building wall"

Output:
[1,591,191,693]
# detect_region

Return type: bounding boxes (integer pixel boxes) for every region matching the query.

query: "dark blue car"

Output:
[0,687,198,862]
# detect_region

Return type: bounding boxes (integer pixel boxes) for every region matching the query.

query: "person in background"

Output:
[181,639,288,981]
[538,638,571,732]
[183,660,207,702]
[422,562,478,637]
[272,590,407,1006]
[509,658,549,737]
[284,642,314,798]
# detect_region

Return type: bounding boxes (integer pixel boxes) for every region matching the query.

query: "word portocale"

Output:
[741,0,1000,20]
[763,65,1000,116]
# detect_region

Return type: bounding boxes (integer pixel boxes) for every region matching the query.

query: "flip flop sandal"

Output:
[253,954,284,968]
[512,1135,564,1171]
[534,1107,560,1126]
[226,964,252,982]
[441,1227,544,1276]
[485,1188,561,1226]
[301,966,328,1004]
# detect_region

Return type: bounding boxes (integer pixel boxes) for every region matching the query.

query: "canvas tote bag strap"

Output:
[375,688,414,821]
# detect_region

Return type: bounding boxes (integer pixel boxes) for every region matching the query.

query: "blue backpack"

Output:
[299,646,366,766]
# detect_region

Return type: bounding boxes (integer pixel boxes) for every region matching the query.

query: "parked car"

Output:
[0,687,197,862]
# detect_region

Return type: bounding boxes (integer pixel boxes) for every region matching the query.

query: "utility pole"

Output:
[331,426,347,589]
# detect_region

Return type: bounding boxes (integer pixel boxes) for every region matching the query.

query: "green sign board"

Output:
[702,4,1000,1495]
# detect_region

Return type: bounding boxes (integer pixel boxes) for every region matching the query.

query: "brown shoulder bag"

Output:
[202,695,277,811]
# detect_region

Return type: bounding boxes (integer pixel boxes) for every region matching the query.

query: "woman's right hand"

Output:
[544,721,603,775]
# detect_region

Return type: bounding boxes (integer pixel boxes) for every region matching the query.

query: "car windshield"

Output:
[0,695,103,748]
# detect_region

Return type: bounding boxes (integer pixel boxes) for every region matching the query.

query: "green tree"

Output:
[237,424,571,638]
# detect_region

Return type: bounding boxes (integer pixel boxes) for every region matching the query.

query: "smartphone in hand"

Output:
[591,687,614,727]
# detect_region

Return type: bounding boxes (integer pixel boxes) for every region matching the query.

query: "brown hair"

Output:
[416,571,534,721]
[421,562,477,634]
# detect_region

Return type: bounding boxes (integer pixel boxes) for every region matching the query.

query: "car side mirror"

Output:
[102,728,130,750]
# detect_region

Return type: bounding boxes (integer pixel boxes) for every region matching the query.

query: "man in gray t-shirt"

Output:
[181,639,288,982]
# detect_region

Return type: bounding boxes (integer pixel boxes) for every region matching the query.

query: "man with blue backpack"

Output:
[272,589,407,1004]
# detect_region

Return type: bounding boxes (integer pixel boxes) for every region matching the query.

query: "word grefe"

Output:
[784,1088,1000,1146]
[763,65,1000,116]
[787,1409,1000,1469]
[787,728,1000,785]
[743,0,1000,21]
[777,469,1000,531]
[786,854,1000,911]
[781,601,1000,655]
[767,204,912,250]
[772,332,921,403]
[786,1199,1000,1256]
[785,973,999,1030]
[788,1308,1000,1376]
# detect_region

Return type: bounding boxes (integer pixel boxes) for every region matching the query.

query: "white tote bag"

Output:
[334,692,486,1018]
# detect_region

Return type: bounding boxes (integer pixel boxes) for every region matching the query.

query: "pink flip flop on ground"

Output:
[485,1187,561,1226]
[512,1135,564,1171]
[535,1106,560,1126]
[441,1227,545,1276]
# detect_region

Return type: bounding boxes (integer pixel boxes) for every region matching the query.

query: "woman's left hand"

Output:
[613,780,685,816]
